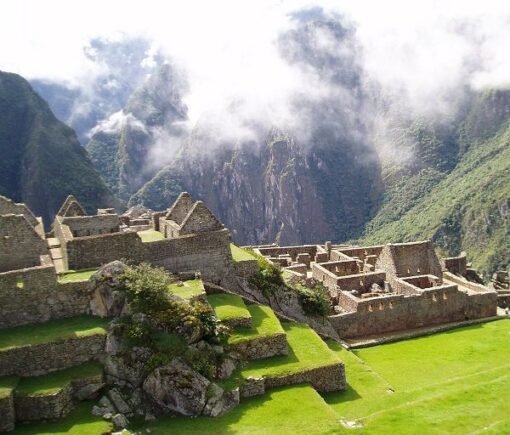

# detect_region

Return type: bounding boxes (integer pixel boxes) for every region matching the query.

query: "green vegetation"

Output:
[138,229,165,242]
[115,263,227,371]
[249,256,284,297]
[363,103,510,276]
[291,282,331,317]
[136,384,341,434]
[57,269,96,283]
[227,304,284,345]
[0,316,108,351]
[230,243,257,262]
[0,71,116,228]
[325,319,510,434]
[168,279,206,300]
[15,362,102,397]
[241,322,340,379]
[0,376,19,398]
[11,402,112,435]
[208,293,251,323]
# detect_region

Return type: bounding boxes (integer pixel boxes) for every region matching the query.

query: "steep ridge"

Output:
[361,90,510,275]
[0,71,116,225]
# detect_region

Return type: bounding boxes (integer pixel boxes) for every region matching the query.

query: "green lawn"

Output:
[241,322,341,379]
[0,316,108,351]
[138,229,165,242]
[227,305,284,345]
[0,376,19,398]
[208,293,251,322]
[15,362,102,397]
[230,243,257,262]
[324,319,510,434]
[168,279,205,300]
[57,269,96,283]
[136,384,343,434]
[11,402,112,435]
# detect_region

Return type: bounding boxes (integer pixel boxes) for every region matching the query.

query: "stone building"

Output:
[252,241,498,339]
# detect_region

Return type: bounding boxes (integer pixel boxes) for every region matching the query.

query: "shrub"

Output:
[249,256,284,296]
[295,283,331,317]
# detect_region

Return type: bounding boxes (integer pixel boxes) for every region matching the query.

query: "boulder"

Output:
[88,261,130,318]
[74,382,105,400]
[203,384,240,417]
[108,388,132,415]
[112,413,129,430]
[104,346,153,388]
[143,358,211,416]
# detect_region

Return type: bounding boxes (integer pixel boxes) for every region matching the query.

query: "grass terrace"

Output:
[11,402,112,435]
[168,279,206,300]
[57,269,96,283]
[208,293,251,323]
[15,361,102,397]
[0,316,108,351]
[230,243,257,262]
[227,305,284,345]
[135,384,341,434]
[138,229,165,243]
[241,322,341,379]
[0,376,19,398]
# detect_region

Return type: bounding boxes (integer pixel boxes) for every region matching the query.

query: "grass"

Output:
[241,322,341,379]
[138,229,165,242]
[230,243,257,262]
[208,293,251,322]
[10,402,112,435]
[135,384,343,434]
[168,279,206,300]
[57,269,96,283]
[0,376,19,398]
[324,319,510,434]
[15,361,102,397]
[0,316,108,351]
[227,305,284,345]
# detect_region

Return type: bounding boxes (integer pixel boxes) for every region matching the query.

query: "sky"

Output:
[2,0,510,140]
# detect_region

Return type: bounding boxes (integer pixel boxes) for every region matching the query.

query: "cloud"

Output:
[3,0,510,160]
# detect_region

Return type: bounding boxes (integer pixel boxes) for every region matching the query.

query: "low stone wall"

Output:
[264,362,346,393]
[0,335,105,377]
[14,383,73,421]
[0,266,90,328]
[229,333,287,360]
[222,316,252,329]
[233,260,259,278]
[0,392,15,432]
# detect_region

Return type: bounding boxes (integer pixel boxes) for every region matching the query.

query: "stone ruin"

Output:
[251,240,498,339]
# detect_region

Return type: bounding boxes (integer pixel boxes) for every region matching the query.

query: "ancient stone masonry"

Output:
[52,192,232,282]
[253,240,497,339]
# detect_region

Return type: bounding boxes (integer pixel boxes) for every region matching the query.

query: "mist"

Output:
[3,0,510,164]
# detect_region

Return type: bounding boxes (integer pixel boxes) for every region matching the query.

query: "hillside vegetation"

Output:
[0,71,116,225]
[362,91,510,276]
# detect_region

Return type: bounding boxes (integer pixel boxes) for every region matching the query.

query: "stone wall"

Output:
[329,286,497,338]
[0,196,38,227]
[229,333,288,360]
[0,214,48,272]
[179,201,224,235]
[14,383,73,421]
[0,335,105,377]
[233,260,259,278]
[443,254,467,276]
[0,267,89,328]
[256,245,318,262]
[335,246,384,262]
[0,391,15,432]
[66,232,144,270]
[336,272,387,293]
[61,214,120,237]
[376,241,443,281]
[264,362,345,393]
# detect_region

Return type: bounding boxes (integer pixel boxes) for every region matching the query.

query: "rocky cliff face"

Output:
[0,70,116,226]
[130,129,382,245]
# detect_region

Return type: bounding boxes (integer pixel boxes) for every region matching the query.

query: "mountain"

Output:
[0,70,116,226]
[86,63,187,200]
[361,90,510,276]
[31,36,163,144]
[130,128,382,244]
